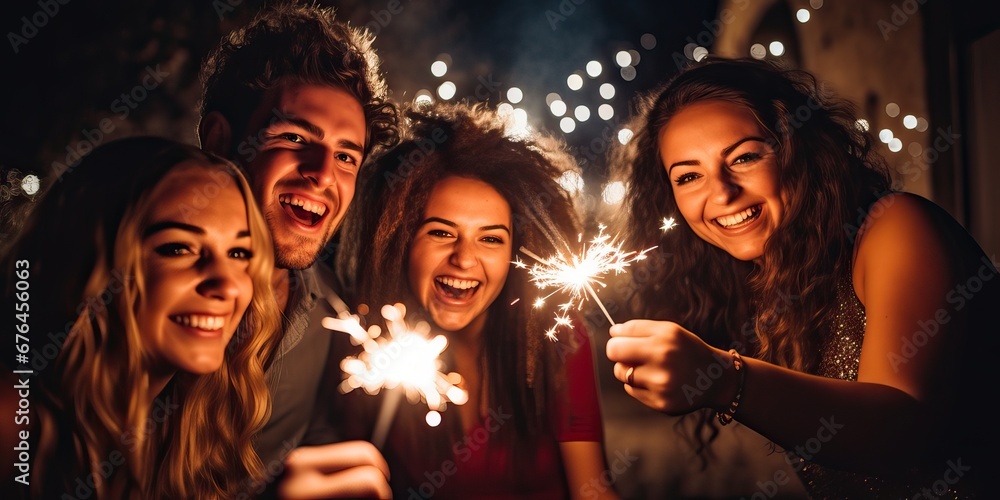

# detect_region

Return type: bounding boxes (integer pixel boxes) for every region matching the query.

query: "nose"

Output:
[299,147,339,190]
[710,170,741,205]
[448,238,477,270]
[196,255,244,301]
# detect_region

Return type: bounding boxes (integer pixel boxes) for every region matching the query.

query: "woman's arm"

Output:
[561,441,621,500]
[607,193,979,475]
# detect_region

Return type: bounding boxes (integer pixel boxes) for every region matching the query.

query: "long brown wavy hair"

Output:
[336,102,585,478]
[613,57,892,373]
[1,137,282,498]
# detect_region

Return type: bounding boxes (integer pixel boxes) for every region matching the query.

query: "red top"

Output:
[388,322,604,499]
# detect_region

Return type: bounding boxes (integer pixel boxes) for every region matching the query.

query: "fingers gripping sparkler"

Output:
[515,224,657,340]
[322,303,468,448]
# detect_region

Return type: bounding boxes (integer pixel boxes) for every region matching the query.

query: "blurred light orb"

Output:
[550,100,567,117]
[916,117,929,132]
[640,33,657,50]
[888,138,903,152]
[558,170,585,194]
[21,174,40,195]
[620,66,637,81]
[855,118,870,132]
[879,129,894,143]
[437,81,457,100]
[497,102,514,117]
[599,83,616,100]
[615,50,632,67]
[769,41,785,57]
[598,104,614,120]
[902,114,917,129]
[628,50,641,66]
[796,9,811,23]
[567,74,584,91]
[426,411,441,427]
[810,0,824,8]
[692,46,709,62]
[575,105,591,122]
[430,60,448,77]
[602,181,626,205]
[560,117,576,133]
[586,60,602,78]
[908,142,923,157]
[683,43,698,60]
[618,128,633,145]
[507,87,523,104]
[750,43,767,60]
[507,108,530,137]
[545,92,562,106]
[414,90,434,106]
[885,102,900,117]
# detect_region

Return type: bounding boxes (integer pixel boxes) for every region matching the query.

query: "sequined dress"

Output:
[792,277,974,499]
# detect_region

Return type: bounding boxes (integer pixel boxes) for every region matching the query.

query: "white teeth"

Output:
[171,314,225,331]
[435,277,480,290]
[716,206,759,228]
[278,194,327,217]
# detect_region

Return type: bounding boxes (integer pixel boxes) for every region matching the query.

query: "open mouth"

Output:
[714,204,762,229]
[278,193,328,227]
[434,276,481,301]
[170,314,225,332]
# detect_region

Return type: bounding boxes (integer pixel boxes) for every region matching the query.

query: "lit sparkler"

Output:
[515,224,656,339]
[661,216,677,232]
[322,303,468,448]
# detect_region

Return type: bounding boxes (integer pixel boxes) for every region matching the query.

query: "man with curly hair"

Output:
[197,3,399,497]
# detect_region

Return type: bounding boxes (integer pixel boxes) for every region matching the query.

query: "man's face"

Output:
[240,80,367,269]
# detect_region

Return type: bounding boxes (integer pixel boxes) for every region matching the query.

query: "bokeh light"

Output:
[598,104,614,120]
[602,181,626,205]
[567,74,584,91]
[796,9,811,23]
[586,60,602,78]
[507,87,523,104]
[599,83,616,100]
[575,105,591,122]
[558,170,585,194]
[437,81,456,100]
[769,41,785,57]
[885,102,900,117]
[618,128,633,145]
[430,60,447,77]
[640,33,657,50]
[560,117,576,133]
[615,50,632,67]
[902,114,917,129]
[550,99,567,117]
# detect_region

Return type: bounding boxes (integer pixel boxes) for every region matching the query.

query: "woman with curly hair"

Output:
[606,57,997,497]
[1,136,282,498]
[334,102,617,499]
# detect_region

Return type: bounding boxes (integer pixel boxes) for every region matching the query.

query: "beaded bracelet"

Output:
[716,349,745,426]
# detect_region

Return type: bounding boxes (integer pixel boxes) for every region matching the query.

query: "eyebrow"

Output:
[271,116,365,155]
[666,136,768,174]
[421,217,511,235]
[143,221,250,239]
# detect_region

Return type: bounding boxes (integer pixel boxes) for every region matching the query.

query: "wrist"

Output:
[714,349,745,426]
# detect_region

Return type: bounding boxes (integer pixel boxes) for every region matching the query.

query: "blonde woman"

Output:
[1,136,282,498]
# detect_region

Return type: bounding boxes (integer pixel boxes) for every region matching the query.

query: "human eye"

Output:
[481,235,505,245]
[265,132,306,144]
[335,152,359,166]
[673,172,701,185]
[154,242,193,257]
[732,151,763,165]
[428,229,453,239]
[229,247,254,260]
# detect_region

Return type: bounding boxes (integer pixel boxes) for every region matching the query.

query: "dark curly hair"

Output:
[613,57,893,372]
[198,1,398,160]
[336,101,587,481]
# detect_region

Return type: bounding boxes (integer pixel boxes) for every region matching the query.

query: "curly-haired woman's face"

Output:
[659,100,784,262]
[137,162,254,375]
[408,176,512,335]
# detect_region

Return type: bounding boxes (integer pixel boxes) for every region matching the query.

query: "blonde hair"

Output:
[5,137,281,498]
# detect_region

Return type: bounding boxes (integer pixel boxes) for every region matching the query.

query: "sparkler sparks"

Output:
[517,224,656,338]
[661,216,677,232]
[322,303,468,447]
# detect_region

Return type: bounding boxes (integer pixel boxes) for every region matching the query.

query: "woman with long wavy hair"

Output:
[333,102,617,499]
[606,57,998,497]
[1,136,282,498]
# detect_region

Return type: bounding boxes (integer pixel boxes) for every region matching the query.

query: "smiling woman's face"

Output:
[659,100,785,262]
[407,176,513,335]
[136,162,254,375]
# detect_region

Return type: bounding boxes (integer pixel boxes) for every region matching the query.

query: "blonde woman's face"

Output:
[136,162,254,375]
[407,176,513,335]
